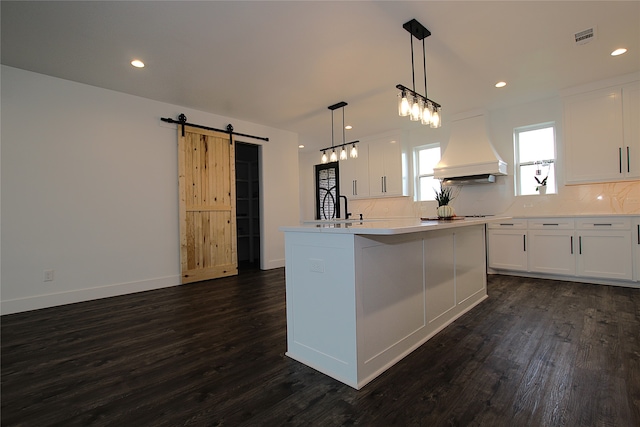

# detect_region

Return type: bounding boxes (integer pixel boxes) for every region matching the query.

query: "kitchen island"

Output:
[280,216,508,389]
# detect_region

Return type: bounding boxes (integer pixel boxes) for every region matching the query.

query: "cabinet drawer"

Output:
[528,218,575,230]
[487,219,527,229]
[576,217,631,230]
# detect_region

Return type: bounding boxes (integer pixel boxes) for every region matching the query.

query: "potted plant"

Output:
[535,175,548,194]
[434,186,455,218]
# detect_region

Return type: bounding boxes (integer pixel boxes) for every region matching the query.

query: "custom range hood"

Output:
[434,112,507,184]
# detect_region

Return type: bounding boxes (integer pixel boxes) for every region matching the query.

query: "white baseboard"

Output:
[1,275,181,315]
[263,258,285,270]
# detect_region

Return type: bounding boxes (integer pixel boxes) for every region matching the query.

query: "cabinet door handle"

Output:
[627,146,631,173]
[619,147,623,174]
[594,223,612,227]
[570,236,574,254]
[500,223,514,226]
[381,177,384,192]
[637,224,639,245]
[384,176,387,193]
[543,223,559,226]
[523,234,526,252]
[353,180,357,196]
[579,236,582,254]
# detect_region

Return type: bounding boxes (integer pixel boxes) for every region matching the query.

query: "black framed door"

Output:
[315,162,340,220]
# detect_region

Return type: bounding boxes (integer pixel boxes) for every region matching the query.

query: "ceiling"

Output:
[2,1,639,151]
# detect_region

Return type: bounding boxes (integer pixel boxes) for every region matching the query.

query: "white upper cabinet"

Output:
[622,82,640,179]
[564,81,639,184]
[339,145,370,199]
[368,137,406,197]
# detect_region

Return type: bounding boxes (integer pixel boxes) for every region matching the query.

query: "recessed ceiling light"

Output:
[495,81,507,88]
[611,48,627,56]
[298,144,305,149]
[131,59,145,68]
[345,125,353,130]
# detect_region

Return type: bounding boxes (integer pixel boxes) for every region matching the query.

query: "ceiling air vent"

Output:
[574,27,596,45]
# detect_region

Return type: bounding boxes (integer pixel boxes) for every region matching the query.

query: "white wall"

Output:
[1,65,300,314]
[298,78,639,220]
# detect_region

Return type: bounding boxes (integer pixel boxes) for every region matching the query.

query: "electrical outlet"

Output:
[309,259,325,273]
[44,269,54,282]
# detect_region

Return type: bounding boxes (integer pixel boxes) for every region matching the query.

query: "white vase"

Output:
[538,186,547,195]
[437,205,455,218]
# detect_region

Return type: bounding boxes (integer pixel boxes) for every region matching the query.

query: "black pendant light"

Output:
[396,19,442,128]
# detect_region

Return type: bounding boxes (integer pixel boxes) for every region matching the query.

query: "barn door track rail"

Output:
[161,114,269,142]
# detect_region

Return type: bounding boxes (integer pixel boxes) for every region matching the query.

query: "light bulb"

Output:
[410,97,421,121]
[421,101,432,125]
[321,151,328,164]
[350,144,358,158]
[340,146,347,160]
[430,107,441,128]
[398,91,410,117]
[330,150,337,162]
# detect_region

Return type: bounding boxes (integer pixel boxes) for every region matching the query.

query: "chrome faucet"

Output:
[339,195,351,219]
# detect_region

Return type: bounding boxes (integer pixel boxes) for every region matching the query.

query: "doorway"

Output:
[315,162,340,220]
[235,142,261,271]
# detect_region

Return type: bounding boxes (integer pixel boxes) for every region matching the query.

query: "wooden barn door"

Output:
[178,126,237,283]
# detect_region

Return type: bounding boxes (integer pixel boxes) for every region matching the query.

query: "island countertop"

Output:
[279,216,512,235]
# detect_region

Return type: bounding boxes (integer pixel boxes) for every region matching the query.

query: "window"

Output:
[414,143,441,201]
[515,124,556,196]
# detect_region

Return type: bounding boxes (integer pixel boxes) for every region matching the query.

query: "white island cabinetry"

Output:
[282,218,495,389]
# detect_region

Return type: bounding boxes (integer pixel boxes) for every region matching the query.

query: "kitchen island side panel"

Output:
[284,232,358,387]
[355,226,488,388]
[355,235,426,377]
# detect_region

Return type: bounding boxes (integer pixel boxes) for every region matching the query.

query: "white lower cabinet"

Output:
[527,219,576,276]
[487,220,528,271]
[488,216,636,284]
[575,218,633,281]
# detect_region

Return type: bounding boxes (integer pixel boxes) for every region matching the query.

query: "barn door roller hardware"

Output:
[161,114,269,143]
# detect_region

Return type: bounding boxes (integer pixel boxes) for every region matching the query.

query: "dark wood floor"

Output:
[2,270,639,426]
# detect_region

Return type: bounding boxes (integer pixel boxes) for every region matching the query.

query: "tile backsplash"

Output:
[349,180,640,219]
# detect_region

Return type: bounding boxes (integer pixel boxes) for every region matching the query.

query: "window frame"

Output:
[514,122,557,196]
[413,143,441,202]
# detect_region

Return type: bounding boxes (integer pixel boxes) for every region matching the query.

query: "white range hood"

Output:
[434,113,507,183]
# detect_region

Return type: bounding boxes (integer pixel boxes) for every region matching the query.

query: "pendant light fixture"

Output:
[396,19,442,128]
[320,101,359,163]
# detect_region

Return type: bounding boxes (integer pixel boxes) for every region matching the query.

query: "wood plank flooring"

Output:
[2,270,639,426]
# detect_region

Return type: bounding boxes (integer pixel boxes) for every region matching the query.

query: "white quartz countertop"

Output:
[279,216,511,235]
